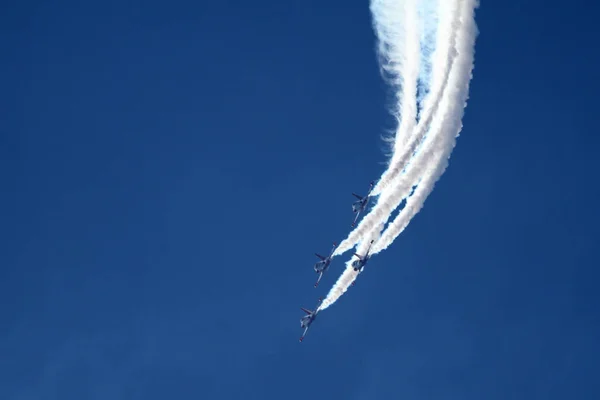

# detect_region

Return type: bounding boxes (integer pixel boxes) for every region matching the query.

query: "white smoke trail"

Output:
[416,0,439,109]
[332,0,462,257]
[321,0,478,310]
[374,0,478,254]
[373,0,460,196]
[370,0,421,163]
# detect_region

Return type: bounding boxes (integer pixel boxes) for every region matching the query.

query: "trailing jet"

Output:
[299,297,322,342]
[313,242,337,288]
[350,240,375,286]
[351,181,375,227]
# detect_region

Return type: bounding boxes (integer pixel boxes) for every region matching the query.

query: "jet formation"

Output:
[299,180,376,342]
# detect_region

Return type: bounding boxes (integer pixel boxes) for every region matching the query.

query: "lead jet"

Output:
[351,181,375,227]
[313,242,337,288]
[350,239,375,286]
[299,297,322,342]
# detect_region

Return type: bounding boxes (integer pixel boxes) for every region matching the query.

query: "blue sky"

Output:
[2,0,599,399]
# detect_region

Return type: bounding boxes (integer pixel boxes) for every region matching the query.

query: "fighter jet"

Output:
[299,297,322,342]
[313,242,337,288]
[350,240,375,286]
[351,181,375,227]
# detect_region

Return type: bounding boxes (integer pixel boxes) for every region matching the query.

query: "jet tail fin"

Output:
[367,181,375,193]
[329,243,337,256]
[365,239,375,255]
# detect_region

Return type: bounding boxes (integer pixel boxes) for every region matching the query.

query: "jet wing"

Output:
[299,326,309,342]
[314,272,323,288]
[351,212,361,227]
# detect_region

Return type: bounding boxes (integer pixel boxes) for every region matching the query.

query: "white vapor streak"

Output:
[332,0,462,257]
[370,0,420,161]
[416,0,439,107]
[373,0,478,253]
[372,0,459,196]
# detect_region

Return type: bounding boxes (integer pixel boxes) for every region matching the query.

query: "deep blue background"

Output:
[2,1,599,399]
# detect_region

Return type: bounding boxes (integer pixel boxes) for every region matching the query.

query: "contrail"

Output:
[373,0,460,195]
[320,0,478,311]
[370,0,421,165]
[415,0,439,110]
[332,0,462,257]
[374,0,478,254]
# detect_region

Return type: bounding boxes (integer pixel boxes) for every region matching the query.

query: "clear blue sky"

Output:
[2,1,599,399]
